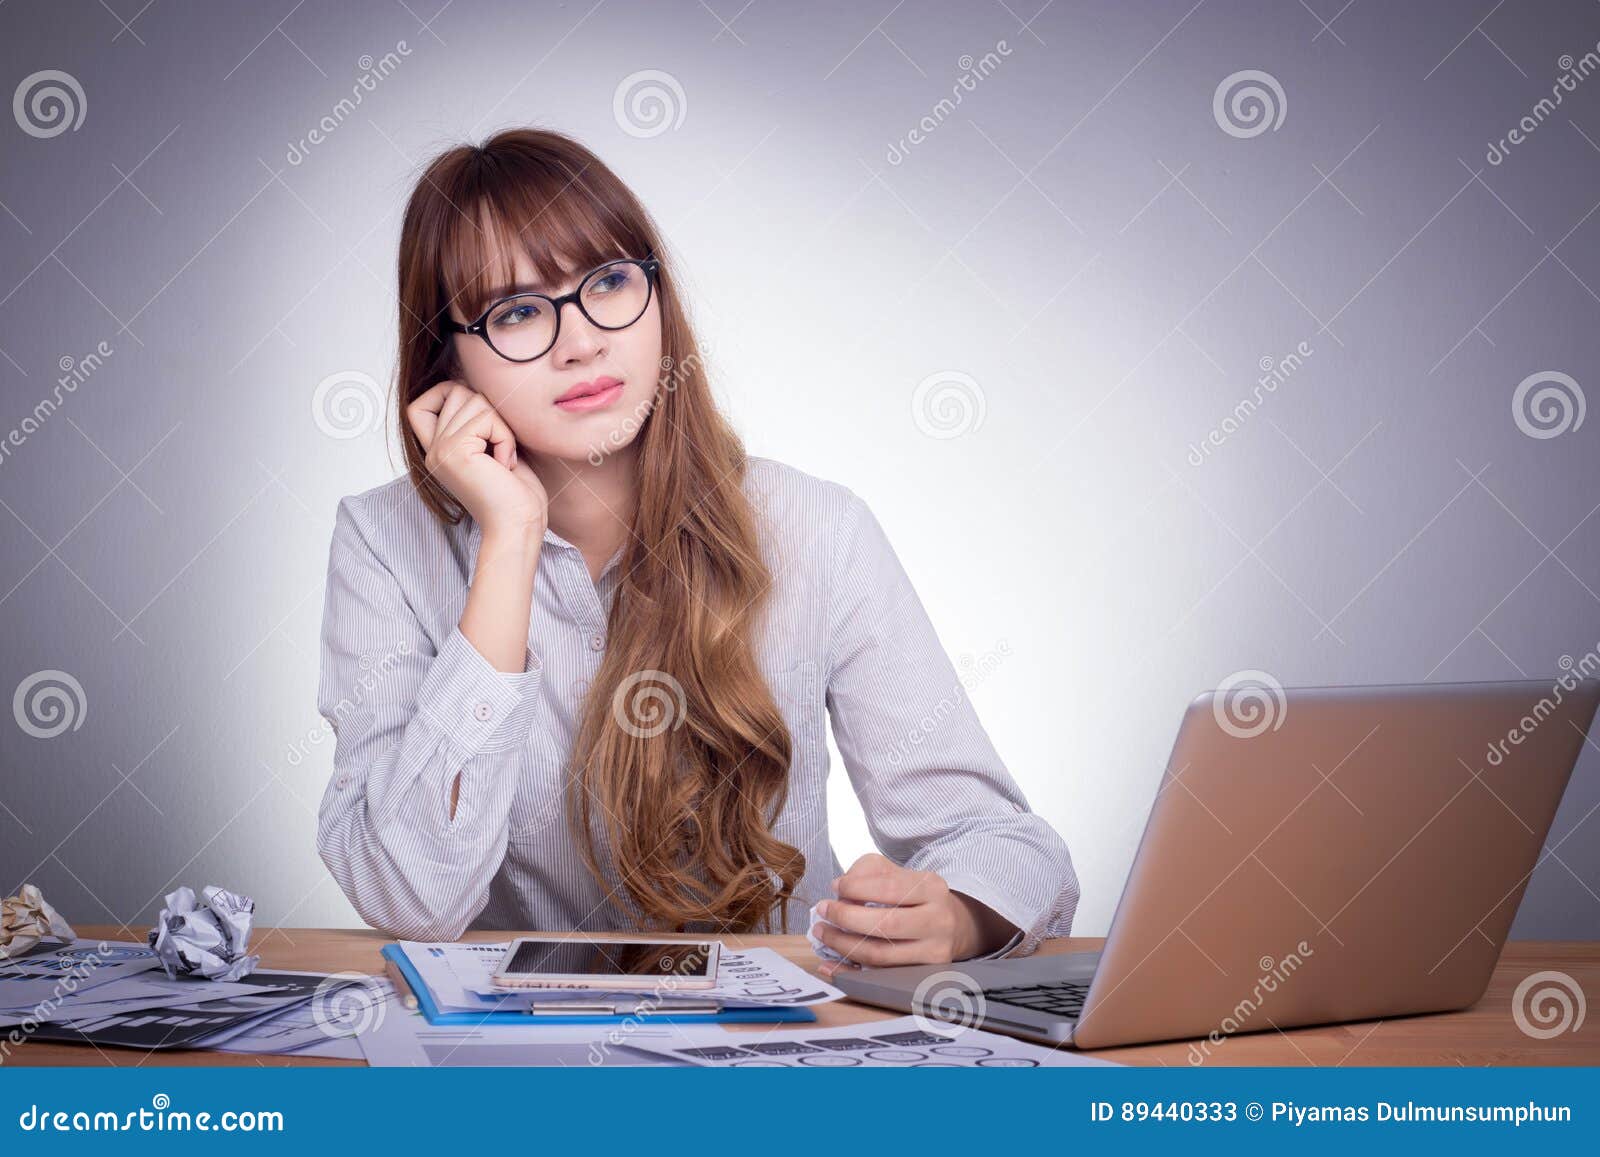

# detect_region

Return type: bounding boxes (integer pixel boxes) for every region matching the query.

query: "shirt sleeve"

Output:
[314,496,544,942]
[823,490,1080,959]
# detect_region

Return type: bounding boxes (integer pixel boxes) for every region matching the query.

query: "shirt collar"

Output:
[463,518,625,577]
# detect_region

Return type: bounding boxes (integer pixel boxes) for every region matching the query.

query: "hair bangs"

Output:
[437,153,639,322]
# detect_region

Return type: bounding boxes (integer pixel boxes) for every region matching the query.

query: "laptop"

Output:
[835,678,1600,1049]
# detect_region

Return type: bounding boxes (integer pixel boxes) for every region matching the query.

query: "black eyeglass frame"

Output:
[441,257,662,363]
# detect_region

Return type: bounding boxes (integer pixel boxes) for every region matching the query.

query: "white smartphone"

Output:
[490,935,722,991]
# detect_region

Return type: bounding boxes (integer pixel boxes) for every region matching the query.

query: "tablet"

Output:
[490,935,721,990]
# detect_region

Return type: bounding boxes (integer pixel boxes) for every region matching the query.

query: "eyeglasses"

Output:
[443,257,661,363]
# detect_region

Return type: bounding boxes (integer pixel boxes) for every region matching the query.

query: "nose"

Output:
[551,299,605,367]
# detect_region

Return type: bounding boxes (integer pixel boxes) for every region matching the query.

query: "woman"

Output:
[315,128,1078,972]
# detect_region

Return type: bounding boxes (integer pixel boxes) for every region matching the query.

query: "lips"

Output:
[555,376,622,404]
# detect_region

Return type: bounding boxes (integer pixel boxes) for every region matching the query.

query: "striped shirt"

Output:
[315,456,1079,957]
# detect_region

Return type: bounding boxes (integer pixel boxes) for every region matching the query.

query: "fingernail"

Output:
[816,901,829,920]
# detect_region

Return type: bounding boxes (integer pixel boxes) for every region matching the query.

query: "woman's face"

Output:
[447,245,663,465]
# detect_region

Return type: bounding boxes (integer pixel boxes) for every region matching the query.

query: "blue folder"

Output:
[381,943,815,1026]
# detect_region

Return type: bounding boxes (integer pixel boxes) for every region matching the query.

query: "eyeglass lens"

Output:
[482,261,651,361]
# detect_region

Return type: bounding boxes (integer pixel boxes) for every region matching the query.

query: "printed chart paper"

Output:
[620,1014,1122,1067]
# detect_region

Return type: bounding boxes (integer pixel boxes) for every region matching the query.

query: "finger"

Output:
[406,382,454,451]
[437,391,492,445]
[481,407,519,470]
[828,854,897,897]
[812,921,926,968]
[416,383,474,459]
[817,899,919,940]
[434,402,505,473]
[834,866,935,907]
[442,398,517,471]
[434,383,478,438]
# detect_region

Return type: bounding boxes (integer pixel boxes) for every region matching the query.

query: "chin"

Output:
[533,423,644,466]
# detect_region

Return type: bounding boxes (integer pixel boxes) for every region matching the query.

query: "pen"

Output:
[383,958,419,1010]
[524,1000,724,1015]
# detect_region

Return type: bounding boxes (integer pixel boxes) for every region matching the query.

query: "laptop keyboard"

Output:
[983,979,1091,1019]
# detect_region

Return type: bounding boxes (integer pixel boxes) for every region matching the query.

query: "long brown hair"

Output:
[394,128,804,932]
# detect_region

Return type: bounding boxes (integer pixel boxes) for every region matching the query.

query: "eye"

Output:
[588,270,628,295]
[490,299,543,328]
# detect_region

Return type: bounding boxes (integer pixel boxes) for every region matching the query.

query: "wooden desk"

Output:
[11,928,1598,1066]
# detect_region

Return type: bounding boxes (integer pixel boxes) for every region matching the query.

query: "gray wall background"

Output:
[2,0,1598,940]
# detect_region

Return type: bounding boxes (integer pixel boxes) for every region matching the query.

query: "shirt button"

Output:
[335,774,350,791]
[572,678,590,698]
[474,702,493,722]
[589,634,605,651]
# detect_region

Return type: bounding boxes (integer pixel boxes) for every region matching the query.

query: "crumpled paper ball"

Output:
[0,883,76,960]
[147,885,260,981]
[807,899,887,965]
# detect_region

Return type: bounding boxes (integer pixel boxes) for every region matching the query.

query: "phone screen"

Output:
[503,940,716,979]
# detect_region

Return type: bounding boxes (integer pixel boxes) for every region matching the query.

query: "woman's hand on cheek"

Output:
[407,380,549,539]
[810,854,1017,978]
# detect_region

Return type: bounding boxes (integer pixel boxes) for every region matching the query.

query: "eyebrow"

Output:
[484,262,605,301]
[480,253,636,303]
[484,277,566,300]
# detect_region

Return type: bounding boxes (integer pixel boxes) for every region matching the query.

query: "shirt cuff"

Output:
[415,625,543,756]
[945,876,1042,961]
[961,922,1027,962]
